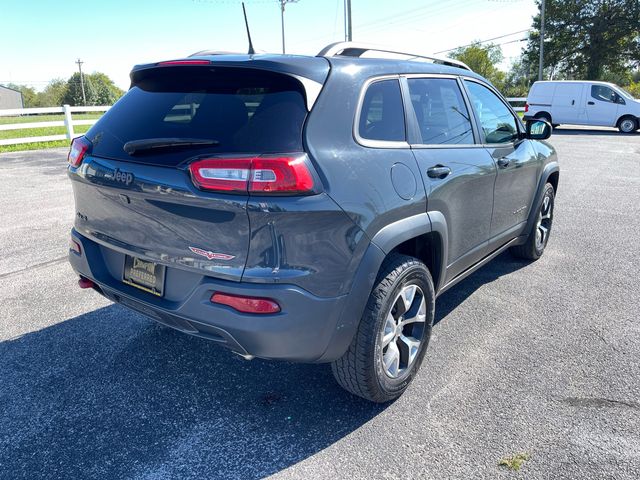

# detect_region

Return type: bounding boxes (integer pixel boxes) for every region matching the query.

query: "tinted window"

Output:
[407,78,474,145]
[86,67,307,166]
[591,85,618,103]
[465,81,519,144]
[358,80,406,142]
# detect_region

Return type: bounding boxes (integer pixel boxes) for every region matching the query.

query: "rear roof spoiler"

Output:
[317,41,472,71]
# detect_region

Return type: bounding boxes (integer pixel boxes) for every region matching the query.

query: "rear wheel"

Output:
[331,254,435,403]
[510,183,555,260]
[618,116,637,133]
[534,112,552,124]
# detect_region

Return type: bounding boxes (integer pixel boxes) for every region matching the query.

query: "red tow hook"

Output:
[78,277,96,289]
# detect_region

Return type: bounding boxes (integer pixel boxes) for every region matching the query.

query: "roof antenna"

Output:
[242,2,255,55]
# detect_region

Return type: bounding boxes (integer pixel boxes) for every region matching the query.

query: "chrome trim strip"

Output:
[353,75,410,149]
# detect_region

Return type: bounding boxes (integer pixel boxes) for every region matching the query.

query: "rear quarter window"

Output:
[357,79,406,143]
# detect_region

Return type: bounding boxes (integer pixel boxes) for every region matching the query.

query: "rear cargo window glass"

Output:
[85,67,308,166]
[407,78,474,145]
[358,79,406,142]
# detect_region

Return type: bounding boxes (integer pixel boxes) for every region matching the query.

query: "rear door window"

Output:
[86,67,308,166]
[407,77,474,145]
[358,79,406,143]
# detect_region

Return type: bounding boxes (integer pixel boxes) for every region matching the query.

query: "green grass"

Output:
[0,113,102,153]
[498,452,531,471]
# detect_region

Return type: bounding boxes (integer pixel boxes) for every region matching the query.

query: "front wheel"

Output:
[510,182,555,260]
[618,116,638,134]
[331,254,435,403]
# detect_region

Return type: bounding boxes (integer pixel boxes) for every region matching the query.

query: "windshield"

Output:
[616,86,636,100]
[86,67,308,166]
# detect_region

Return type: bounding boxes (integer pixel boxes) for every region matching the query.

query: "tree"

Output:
[61,72,124,106]
[36,79,68,107]
[88,72,125,105]
[451,42,506,88]
[62,72,96,106]
[523,0,640,81]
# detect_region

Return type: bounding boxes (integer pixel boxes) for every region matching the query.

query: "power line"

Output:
[434,29,532,54]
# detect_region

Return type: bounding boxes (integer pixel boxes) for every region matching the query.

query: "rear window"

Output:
[86,67,308,166]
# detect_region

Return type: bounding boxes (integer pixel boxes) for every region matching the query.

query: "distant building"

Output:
[0,85,24,110]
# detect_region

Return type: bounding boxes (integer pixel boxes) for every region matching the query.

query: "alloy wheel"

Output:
[535,193,553,251]
[381,284,427,378]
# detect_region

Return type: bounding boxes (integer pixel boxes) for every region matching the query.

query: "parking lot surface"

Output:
[1,129,639,479]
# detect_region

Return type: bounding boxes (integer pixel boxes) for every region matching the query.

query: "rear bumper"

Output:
[69,229,349,362]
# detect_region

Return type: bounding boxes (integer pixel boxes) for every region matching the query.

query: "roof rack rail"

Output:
[317,42,472,71]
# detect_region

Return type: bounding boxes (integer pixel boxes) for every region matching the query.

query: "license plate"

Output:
[123,255,166,297]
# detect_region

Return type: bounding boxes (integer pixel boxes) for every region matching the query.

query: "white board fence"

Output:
[0,105,110,146]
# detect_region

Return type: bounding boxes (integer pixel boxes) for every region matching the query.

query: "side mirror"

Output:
[526,120,552,140]
[617,96,626,105]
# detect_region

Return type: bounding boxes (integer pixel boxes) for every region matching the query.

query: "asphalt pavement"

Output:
[1,128,639,479]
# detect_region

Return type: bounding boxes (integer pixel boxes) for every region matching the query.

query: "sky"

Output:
[0,0,538,91]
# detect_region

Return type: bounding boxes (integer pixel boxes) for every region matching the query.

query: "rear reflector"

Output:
[69,238,82,255]
[211,292,281,314]
[68,136,91,167]
[189,154,316,195]
[78,277,95,289]
[157,60,211,66]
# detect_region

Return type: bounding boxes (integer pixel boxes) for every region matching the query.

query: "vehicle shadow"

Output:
[551,127,634,136]
[434,252,530,324]
[1,253,528,479]
[0,306,386,479]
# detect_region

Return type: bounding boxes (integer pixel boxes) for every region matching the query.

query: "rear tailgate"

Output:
[70,64,321,282]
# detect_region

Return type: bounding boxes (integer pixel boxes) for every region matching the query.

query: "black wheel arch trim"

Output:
[524,162,559,235]
[316,212,449,362]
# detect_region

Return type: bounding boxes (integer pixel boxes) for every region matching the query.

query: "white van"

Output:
[525,81,640,133]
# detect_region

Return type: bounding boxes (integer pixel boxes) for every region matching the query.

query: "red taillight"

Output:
[68,136,91,167]
[189,154,317,195]
[524,103,529,113]
[211,292,281,314]
[157,60,211,66]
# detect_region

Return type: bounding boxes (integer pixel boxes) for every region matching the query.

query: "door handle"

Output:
[497,157,511,168]
[588,101,595,105]
[427,165,451,179]
[571,99,575,105]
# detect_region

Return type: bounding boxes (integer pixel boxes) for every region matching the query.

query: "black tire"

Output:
[618,116,637,134]
[510,183,555,260]
[331,254,435,403]
[534,112,552,124]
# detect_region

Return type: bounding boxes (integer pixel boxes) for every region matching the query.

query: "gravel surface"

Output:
[1,128,639,479]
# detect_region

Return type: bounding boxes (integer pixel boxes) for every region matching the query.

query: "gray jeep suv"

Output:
[68,42,558,403]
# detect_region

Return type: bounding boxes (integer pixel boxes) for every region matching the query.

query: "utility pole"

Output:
[75,58,86,106]
[345,0,352,41]
[538,0,545,81]
[279,0,299,54]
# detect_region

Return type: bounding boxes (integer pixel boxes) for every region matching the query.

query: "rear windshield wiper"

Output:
[123,138,219,155]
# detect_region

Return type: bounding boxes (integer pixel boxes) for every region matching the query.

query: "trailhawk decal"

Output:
[188,246,236,261]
